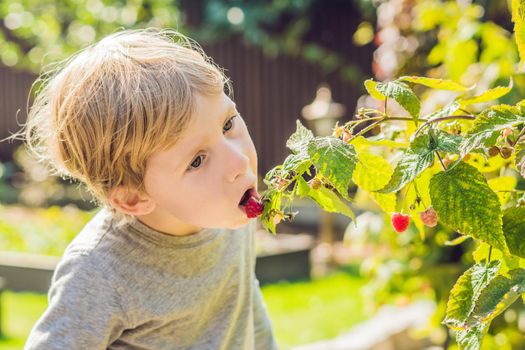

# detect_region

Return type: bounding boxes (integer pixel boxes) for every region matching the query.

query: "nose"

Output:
[223,140,251,183]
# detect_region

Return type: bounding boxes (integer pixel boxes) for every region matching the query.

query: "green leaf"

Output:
[444,235,471,246]
[459,104,525,156]
[469,268,525,324]
[514,134,525,179]
[502,206,525,259]
[264,165,283,186]
[307,136,357,201]
[472,242,525,276]
[443,261,501,328]
[352,151,396,213]
[375,134,435,193]
[364,79,421,123]
[487,176,517,206]
[296,176,356,223]
[260,188,282,234]
[512,0,525,70]
[455,322,489,350]
[429,162,508,252]
[286,120,314,154]
[459,80,513,106]
[433,129,463,154]
[282,152,312,175]
[399,76,470,92]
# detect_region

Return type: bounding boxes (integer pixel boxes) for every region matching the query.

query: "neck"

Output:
[136,210,203,236]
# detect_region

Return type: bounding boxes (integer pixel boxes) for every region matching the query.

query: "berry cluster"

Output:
[390,206,439,233]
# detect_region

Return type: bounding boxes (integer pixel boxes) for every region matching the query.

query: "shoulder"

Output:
[63,207,113,256]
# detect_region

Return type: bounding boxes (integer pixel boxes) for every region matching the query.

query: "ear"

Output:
[108,186,156,216]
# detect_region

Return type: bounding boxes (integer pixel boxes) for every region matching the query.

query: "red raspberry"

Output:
[391,213,410,233]
[419,206,438,227]
[243,196,264,218]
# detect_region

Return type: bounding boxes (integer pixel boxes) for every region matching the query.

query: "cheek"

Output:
[242,130,258,173]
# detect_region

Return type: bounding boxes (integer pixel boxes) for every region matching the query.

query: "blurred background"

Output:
[0,0,524,349]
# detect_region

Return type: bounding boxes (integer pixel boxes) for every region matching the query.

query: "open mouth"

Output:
[239,188,256,206]
[238,187,264,218]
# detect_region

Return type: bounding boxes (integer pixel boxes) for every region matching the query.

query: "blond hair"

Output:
[17,27,231,223]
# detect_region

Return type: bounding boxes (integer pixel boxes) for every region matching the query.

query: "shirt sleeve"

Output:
[253,277,279,350]
[24,252,128,350]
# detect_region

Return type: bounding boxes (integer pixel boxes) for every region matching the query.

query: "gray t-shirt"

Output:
[24,208,278,349]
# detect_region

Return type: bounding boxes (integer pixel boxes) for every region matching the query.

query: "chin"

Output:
[227,217,251,230]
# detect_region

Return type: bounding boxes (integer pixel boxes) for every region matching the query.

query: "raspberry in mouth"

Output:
[238,188,263,218]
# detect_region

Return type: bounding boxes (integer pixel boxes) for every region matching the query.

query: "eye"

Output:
[223,115,237,133]
[188,155,205,170]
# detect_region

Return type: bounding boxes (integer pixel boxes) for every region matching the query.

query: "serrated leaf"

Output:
[350,135,409,152]
[376,134,435,193]
[502,206,525,258]
[286,120,314,154]
[459,80,513,106]
[512,0,525,70]
[469,268,525,324]
[400,76,469,92]
[307,136,357,201]
[443,261,501,328]
[352,151,396,213]
[455,322,489,350]
[296,176,356,223]
[433,129,463,153]
[364,79,421,123]
[459,105,525,156]
[514,134,525,179]
[429,162,508,252]
[282,152,312,175]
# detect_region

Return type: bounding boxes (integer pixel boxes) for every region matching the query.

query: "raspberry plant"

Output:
[258,3,525,348]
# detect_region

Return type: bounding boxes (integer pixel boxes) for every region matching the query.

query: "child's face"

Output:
[140,92,258,234]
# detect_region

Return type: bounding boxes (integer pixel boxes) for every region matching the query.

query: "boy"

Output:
[22,28,277,349]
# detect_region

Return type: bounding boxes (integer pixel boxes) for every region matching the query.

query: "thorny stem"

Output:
[413,115,477,138]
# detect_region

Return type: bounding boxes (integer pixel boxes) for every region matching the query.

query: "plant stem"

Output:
[350,118,386,140]
[413,115,476,138]
[517,125,525,141]
[435,151,448,171]
[487,246,493,264]
[413,180,428,208]
[443,324,451,349]
[348,116,428,141]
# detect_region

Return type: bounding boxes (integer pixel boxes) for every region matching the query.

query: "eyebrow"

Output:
[177,102,237,170]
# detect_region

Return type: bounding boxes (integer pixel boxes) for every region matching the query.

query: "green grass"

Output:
[261,270,368,350]
[0,269,367,350]
[0,291,48,350]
